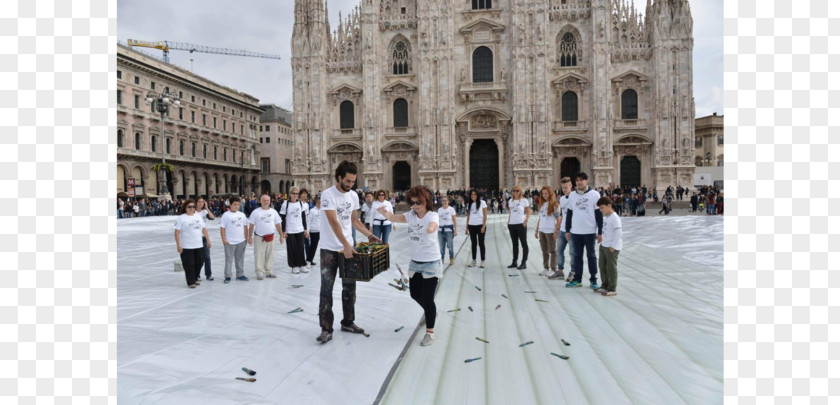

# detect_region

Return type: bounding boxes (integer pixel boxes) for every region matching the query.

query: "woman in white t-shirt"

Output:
[299,189,313,268]
[437,195,457,265]
[377,185,441,347]
[280,186,309,274]
[507,186,532,270]
[196,197,216,280]
[370,190,396,243]
[465,189,488,268]
[534,186,563,277]
[174,199,212,288]
[305,195,321,268]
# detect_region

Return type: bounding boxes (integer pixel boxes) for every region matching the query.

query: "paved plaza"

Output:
[118,213,722,404]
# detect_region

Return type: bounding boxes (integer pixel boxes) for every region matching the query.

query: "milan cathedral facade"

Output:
[291,0,695,193]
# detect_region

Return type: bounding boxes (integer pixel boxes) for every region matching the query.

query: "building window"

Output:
[393,98,408,127]
[472,46,493,83]
[191,142,196,157]
[135,132,141,150]
[285,159,291,174]
[391,41,410,75]
[214,146,218,160]
[223,148,227,161]
[203,99,206,106]
[223,106,226,113]
[340,100,355,129]
[191,95,195,103]
[150,101,156,113]
[117,70,122,79]
[203,144,207,158]
[213,102,216,110]
[134,95,140,109]
[179,91,183,98]
[202,114,207,126]
[265,137,270,143]
[261,158,270,173]
[191,111,195,123]
[134,76,139,85]
[621,89,638,120]
[233,150,236,163]
[178,108,183,120]
[559,33,578,67]
[260,138,263,143]
[241,124,244,134]
[151,135,157,152]
[223,120,227,131]
[166,138,171,154]
[151,81,155,90]
[695,136,702,148]
[179,140,184,156]
[561,91,578,122]
[472,0,492,10]
[117,90,122,105]
[117,130,124,148]
[717,134,724,146]
[213,117,217,128]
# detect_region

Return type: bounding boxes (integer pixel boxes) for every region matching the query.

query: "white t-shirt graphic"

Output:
[467,200,487,226]
[437,206,456,228]
[307,207,321,233]
[370,200,393,226]
[405,209,440,262]
[280,201,306,234]
[538,202,561,233]
[219,211,248,245]
[319,185,359,252]
[248,208,282,237]
[174,214,205,249]
[508,198,530,225]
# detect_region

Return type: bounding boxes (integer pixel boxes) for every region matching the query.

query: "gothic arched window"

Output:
[621,89,638,119]
[340,100,355,129]
[559,33,578,67]
[392,41,410,75]
[472,0,492,10]
[561,91,578,122]
[472,46,493,83]
[393,98,408,128]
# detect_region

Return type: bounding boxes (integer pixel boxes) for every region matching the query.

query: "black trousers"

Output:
[180,248,204,286]
[468,224,486,261]
[508,223,528,263]
[318,249,356,333]
[306,232,320,263]
[409,273,439,329]
[286,232,307,267]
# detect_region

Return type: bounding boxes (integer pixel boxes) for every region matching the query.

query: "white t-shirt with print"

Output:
[360,202,373,225]
[248,207,282,237]
[405,209,440,262]
[437,206,456,228]
[319,185,359,252]
[508,198,530,225]
[538,202,561,233]
[370,200,393,226]
[307,207,321,233]
[197,209,211,224]
[467,200,487,226]
[280,201,306,234]
[601,212,623,250]
[559,195,570,232]
[219,211,248,245]
[174,213,205,249]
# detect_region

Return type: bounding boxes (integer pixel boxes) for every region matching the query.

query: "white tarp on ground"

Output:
[118,213,722,405]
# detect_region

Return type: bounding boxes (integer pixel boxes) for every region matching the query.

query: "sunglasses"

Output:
[291,192,298,195]
[410,200,423,206]
[186,205,195,208]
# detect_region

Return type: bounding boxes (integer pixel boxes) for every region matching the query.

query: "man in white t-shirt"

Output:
[550,177,575,281]
[220,196,249,283]
[248,194,284,280]
[564,172,604,289]
[316,161,381,344]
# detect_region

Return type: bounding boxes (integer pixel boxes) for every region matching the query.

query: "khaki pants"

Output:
[598,245,620,291]
[538,232,557,271]
[253,236,276,277]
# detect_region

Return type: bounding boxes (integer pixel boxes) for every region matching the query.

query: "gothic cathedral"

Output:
[291,0,695,193]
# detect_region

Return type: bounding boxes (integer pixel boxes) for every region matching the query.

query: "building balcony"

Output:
[613,118,648,130]
[552,120,588,133]
[458,81,509,102]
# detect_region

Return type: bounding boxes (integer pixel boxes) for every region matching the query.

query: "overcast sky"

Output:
[118,0,722,117]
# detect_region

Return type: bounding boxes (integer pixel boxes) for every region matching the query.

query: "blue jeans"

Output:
[202,236,212,278]
[372,223,392,244]
[570,233,598,284]
[438,226,455,259]
[556,234,574,271]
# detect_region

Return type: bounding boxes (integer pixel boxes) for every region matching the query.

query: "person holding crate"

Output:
[377,185,441,347]
[316,161,381,344]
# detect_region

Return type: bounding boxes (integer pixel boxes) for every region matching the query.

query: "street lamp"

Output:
[145,89,180,200]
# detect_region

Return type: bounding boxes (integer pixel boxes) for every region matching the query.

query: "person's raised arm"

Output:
[376,205,407,224]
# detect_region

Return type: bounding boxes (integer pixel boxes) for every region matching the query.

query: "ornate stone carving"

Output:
[470,114,497,129]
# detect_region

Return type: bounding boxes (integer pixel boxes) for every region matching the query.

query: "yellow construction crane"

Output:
[126,39,282,63]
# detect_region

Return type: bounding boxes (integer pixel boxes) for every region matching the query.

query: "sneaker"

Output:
[590,283,600,290]
[266,273,277,278]
[450,258,455,265]
[548,271,565,280]
[480,261,486,268]
[224,277,231,284]
[188,284,196,289]
[316,330,333,343]
[595,288,607,294]
[236,276,249,281]
[601,290,617,297]
[565,272,574,282]
[565,281,582,288]
[517,262,527,270]
[207,276,214,281]
[292,267,300,274]
[468,260,476,267]
[195,279,201,285]
[421,333,435,346]
[340,324,365,334]
[540,269,551,276]
[507,263,518,269]
[300,266,309,273]
[257,276,265,280]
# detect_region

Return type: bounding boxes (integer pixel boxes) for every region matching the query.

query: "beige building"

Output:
[291,0,696,193]
[117,44,263,199]
[258,104,296,195]
[694,112,723,167]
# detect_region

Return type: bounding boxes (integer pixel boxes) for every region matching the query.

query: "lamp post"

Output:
[145,89,180,201]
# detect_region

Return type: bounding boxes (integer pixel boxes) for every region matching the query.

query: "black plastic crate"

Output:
[338,243,390,282]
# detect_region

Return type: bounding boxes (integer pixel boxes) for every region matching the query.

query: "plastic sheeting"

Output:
[118,213,722,405]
